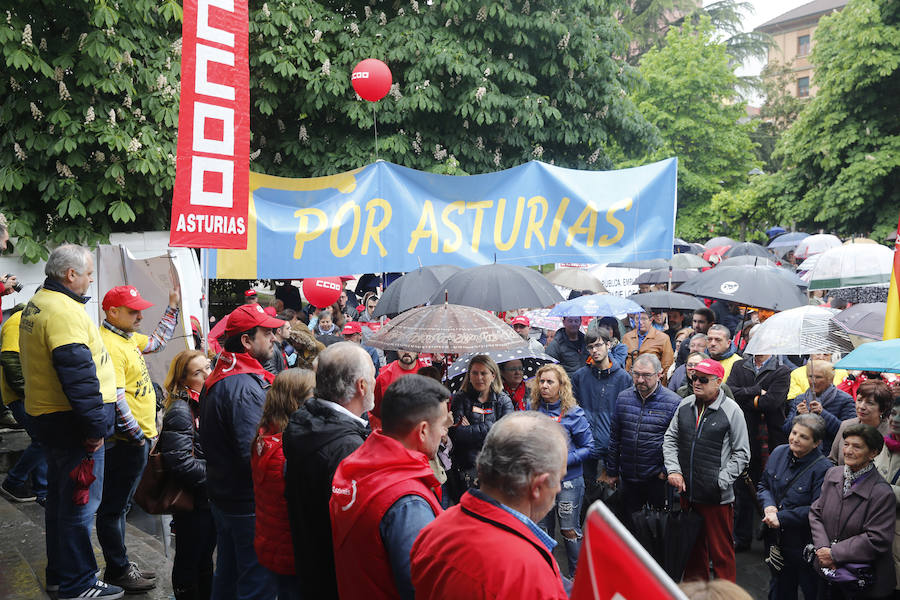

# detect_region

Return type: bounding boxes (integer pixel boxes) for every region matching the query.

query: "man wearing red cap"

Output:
[342,321,381,377]
[244,288,258,304]
[663,359,750,583]
[199,304,284,599]
[97,284,180,593]
[510,315,544,354]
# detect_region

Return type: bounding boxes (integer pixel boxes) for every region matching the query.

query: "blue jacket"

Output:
[199,370,270,513]
[782,386,855,455]
[571,363,633,461]
[757,444,831,549]
[609,342,628,370]
[536,400,594,482]
[608,384,681,482]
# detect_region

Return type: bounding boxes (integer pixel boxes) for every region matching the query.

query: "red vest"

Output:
[372,359,429,417]
[251,426,295,575]
[330,431,442,600]
[411,491,568,600]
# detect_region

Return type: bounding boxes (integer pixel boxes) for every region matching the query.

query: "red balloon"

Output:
[352,59,392,102]
[302,277,343,309]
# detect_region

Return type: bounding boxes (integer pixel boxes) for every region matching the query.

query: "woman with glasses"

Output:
[531,363,594,578]
[448,355,514,503]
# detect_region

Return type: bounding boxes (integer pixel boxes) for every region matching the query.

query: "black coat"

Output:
[283,398,368,600]
[726,357,791,478]
[157,391,208,507]
[449,389,515,471]
[545,328,588,375]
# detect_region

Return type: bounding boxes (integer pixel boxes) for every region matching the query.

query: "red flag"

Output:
[169,0,250,249]
[571,501,687,600]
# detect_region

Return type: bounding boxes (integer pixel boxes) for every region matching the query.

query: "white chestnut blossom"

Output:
[30,102,42,121]
[13,143,26,161]
[22,24,32,47]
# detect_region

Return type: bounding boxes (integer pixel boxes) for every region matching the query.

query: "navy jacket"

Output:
[545,328,587,375]
[571,363,633,461]
[608,384,681,482]
[198,370,270,513]
[757,444,831,549]
[783,386,855,455]
[536,400,594,482]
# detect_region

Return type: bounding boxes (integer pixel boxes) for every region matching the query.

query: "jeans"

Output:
[172,508,216,598]
[96,439,151,576]
[4,400,47,497]
[539,476,585,578]
[44,443,105,597]
[209,503,276,600]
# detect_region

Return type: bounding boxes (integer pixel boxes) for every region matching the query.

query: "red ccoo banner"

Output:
[169,0,250,249]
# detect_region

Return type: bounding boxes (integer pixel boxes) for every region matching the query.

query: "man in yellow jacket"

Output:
[96,284,179,594]
[19,244,122,600]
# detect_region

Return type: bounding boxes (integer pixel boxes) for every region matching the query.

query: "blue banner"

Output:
[209,158,677,278]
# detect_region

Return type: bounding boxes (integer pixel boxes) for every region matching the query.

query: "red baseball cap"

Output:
[693,359,725,379]
[342,322,362,335]
[510,316,530,327]
[244,289,257,298]
[263,306,277,317]
[225,304,285,336]
[102,286,154,312]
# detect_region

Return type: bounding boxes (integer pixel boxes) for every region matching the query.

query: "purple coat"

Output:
[809,465,896,598]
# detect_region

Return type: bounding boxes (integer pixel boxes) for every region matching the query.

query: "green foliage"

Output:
[762,0,900,237]
[750,61,808,172]
[620,0,699,64]
[247,0,658,178]
[0,2,182,261]
[627,17,758,240]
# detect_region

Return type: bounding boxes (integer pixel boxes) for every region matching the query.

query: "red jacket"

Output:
[251,425,295,575]
[372,359,428,418]
[330,431,442,600]
[411,490,568,600]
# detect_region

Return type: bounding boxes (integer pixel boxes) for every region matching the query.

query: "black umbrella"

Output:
[607,258,670,270]
[444,346,557,392]
[832,302,887,340]
[628,291,706,311]
[633,268,698,286]
[427,264,564,312]
[675,265,808,311]
[629,507,704,582]
[373,264,462,317]
[723,242,772,259]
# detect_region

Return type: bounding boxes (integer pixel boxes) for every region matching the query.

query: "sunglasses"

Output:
[690,375,713,384]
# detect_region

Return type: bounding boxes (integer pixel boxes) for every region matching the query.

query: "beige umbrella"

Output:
[545,267,608,293]
[366,303,528,354]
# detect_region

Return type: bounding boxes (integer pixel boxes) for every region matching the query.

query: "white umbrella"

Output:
[794,234,842,259]
[522,308,563,331]
[806,244,893,290]
[743,306,854,356]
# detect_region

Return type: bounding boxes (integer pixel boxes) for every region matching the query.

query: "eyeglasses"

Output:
[502,366,524,372]
[587,342,607,350]
[632,372,656,380]
[693,376,713,384]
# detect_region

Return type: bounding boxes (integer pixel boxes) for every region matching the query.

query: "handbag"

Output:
[133,440,194,514]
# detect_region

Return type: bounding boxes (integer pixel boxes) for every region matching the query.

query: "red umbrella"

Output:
[702,245,732,264]
[70,457,96,505]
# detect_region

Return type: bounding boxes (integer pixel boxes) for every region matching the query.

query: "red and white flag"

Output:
[169,0,250,249]
[572,501,687,600]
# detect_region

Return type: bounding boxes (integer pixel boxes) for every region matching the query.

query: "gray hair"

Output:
[690,333,708,344]
[314,342,371,406]
[633,354,662,373]
[45,244,92,281]
[708,324,731,339]
[476,412,567,498]
[791,413,826,443]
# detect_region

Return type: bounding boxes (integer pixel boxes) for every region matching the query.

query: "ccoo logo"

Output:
[719,281,739,295]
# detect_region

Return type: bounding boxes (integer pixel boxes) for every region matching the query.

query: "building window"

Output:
[797,76,810,97]
[797,34,810,56]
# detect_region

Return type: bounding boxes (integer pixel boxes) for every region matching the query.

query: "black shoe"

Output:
[0,480,37,502]
[103,564,156,593]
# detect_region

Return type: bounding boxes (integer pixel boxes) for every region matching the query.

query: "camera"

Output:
[5,274,22,293]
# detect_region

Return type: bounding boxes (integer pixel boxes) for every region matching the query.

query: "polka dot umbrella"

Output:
[444,346,558,392]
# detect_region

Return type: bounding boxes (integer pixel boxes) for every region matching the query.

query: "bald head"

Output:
[476,412,567,498]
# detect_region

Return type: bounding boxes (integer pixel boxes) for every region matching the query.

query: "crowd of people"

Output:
[1,240,899,600]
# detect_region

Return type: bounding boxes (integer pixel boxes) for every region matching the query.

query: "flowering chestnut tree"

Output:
[1,0,656,260]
